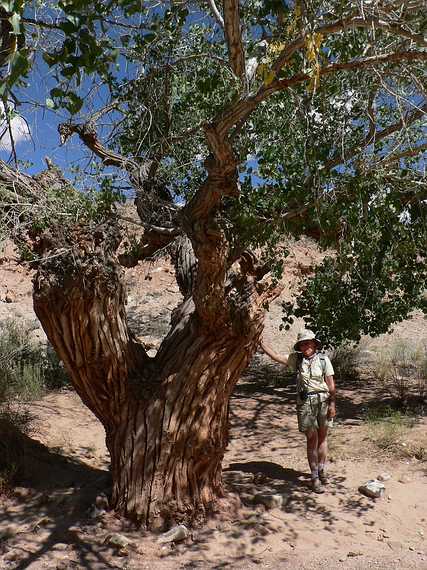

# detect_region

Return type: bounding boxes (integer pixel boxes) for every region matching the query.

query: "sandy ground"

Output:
[1,240,426,569]
[0,382,426,569]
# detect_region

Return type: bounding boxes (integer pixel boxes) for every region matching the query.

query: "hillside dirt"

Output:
[0,238,426,570]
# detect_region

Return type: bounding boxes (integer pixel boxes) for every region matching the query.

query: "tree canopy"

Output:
[1,0,426,345]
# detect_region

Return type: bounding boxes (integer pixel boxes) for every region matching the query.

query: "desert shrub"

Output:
[365,405,408,453]
[371,340,426,405]
[0,320,70,493]
[0,406,33,493]
[365,404,426,459]
[328,343,362,383]
[0,319,70,403]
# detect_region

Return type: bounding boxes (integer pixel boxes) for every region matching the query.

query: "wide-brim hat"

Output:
[294,329,322,351]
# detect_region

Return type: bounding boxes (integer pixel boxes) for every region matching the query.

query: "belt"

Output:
[306,391,329,397]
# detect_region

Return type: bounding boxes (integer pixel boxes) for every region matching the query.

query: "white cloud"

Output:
[0,102,31,152]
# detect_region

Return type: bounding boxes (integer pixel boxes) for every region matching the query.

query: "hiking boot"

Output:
[311,477,324,494]
[319,470,328,485]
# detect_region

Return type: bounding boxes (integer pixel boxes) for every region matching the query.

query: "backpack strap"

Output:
[318,353,327,377]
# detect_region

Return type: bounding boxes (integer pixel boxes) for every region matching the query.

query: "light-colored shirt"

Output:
[287,352,334,393]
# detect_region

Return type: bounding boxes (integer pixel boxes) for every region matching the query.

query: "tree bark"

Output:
[107,318,260,526]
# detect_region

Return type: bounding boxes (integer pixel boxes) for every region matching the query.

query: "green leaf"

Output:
[0,1,14,11]
[50,87,65,98]
[42,52,56,66]
[65,13,80,27]
[6,50,30,87]
[59,20,78,34]
[8,12,21,35]
[66,92,83,114]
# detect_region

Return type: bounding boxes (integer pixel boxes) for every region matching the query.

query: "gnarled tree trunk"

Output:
[33,207,273,527]
[20,125,281,527]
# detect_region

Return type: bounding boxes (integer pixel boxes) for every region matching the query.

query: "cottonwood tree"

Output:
[0,1,426,526]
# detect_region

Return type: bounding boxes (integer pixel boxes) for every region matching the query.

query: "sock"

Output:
[311,468,319,480]
[319,463,325,473]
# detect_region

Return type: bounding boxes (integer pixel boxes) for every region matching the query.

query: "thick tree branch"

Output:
[0,159,42,199]
[33,223,149,425]
[374,142,427,166]
[180,139,239,326]
[271,14,427,76]
[118,229,178,267]
[117,215,179,237]
[223,0,246,80]
[58,123,140,171]
[216,50,427,138]
[57,122,157,196]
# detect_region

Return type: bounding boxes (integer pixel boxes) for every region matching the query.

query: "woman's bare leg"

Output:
[306,429,319,477]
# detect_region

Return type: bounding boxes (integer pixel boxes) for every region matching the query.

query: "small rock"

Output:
[158,524,189,543]
[4,551,19,562]
[398,474,412,484]
[95,493,109,509]
[55,561,72,570]
[253,493,284,509]
[231,482,253,492]
[52,543,69,551]
[341,419,363,426]
[88,506,106,519]
[105,533,133,549]
[359,479,385,499]
[223,470,255,483]
[347,551,363,557]
[409,546,415,551]
[5,290,16,303]
[32,517,51,532]
[378,472,392,482]
[13,487,32,499]
[117,548,129,557]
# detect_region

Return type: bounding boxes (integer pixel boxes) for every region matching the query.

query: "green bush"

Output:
[0,319,70,493]
[0,319,70,403]
[0,405,34,493]
[328,343,362,383]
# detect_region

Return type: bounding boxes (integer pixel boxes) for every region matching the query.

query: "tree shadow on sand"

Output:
[0,423,117,569]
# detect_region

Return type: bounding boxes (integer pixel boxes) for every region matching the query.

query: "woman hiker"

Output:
[260,330,336,493]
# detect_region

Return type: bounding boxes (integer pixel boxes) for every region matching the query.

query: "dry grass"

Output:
[0,319,70,494]
[370,340,426,405]
[0,319,70,403]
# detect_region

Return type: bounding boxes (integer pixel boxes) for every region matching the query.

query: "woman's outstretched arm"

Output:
[259,339,289,366]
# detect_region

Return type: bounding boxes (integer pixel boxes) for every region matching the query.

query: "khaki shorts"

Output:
[297,392,331,433]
